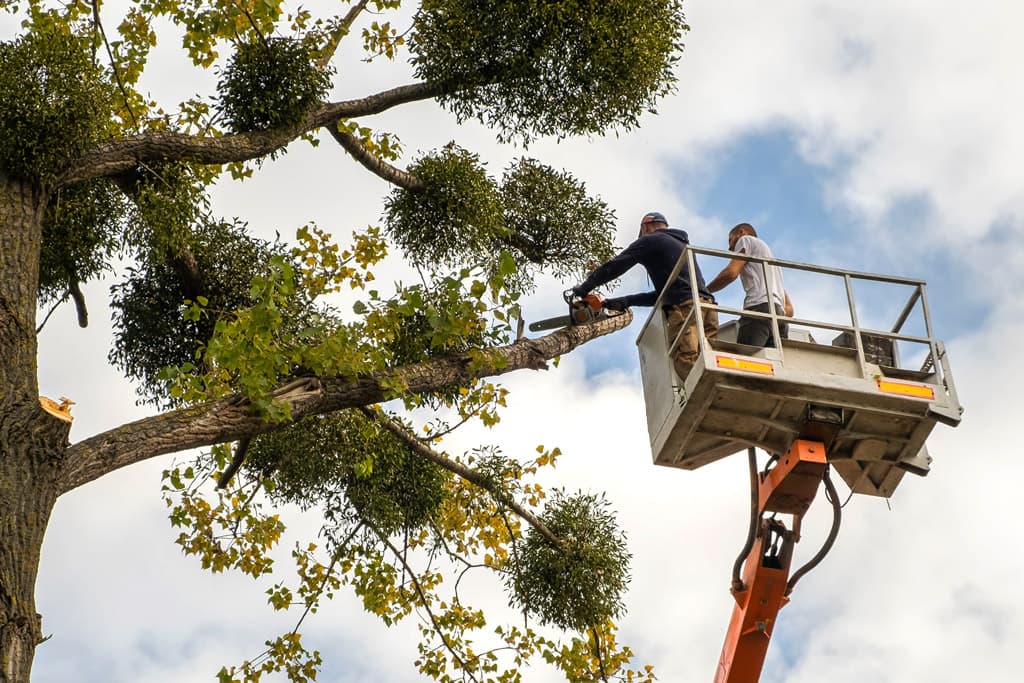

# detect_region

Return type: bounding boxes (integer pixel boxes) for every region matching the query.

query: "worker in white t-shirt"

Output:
[706,223,794,347]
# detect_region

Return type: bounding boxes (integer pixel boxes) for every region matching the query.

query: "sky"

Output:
[5,1,1023,681]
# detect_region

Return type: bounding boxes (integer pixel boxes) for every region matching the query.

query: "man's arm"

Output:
[783,291,794,317]
[574,238,646,295]
[606,290,659,309]
[706,257,745,293]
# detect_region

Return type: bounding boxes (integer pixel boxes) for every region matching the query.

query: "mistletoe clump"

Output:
[247,411,450,536]
[383,144,504,269]
[507,491,631,631]
[217,36,332,133]
[0,27,113,185]
[39,179,127,303]
[385,149,617,293]
[410,0,687,142]
[122,162,210,256]
[499,158,617,281]
[109,219,282,404]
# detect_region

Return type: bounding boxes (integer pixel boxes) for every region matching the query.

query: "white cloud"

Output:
[596,0,1024,287]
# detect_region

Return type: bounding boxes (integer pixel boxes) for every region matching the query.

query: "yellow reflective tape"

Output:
[876,378,935,400]
[716,355,775,375]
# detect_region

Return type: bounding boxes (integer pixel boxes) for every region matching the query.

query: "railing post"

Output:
[761,259,783,358]
[687,246,711,359]
[917,283,942,380]
[842,274,867,377]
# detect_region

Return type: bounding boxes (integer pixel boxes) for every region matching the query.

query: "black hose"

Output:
[731,447,760,592]
[785,468,842,596]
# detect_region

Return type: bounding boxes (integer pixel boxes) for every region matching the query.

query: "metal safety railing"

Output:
[637,244,956,399]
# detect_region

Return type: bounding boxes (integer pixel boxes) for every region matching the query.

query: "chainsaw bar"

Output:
[528,315,573,332]
[529,309,616,332]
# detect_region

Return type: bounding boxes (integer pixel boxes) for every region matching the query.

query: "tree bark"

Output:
[328,127,424,190]
[0,175,44,401]
[0,175,68,682]
[0,405,67,683]
[59,310,633,493]
[57,81,446,188]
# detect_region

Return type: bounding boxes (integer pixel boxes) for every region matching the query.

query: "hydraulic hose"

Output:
[785,467,842,596]
[731,447,760,592]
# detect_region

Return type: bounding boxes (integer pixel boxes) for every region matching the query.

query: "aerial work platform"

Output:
[637,247,963,498]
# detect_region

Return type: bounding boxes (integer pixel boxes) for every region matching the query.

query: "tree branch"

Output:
[216,437,250,489]
[361,406,560,547]
[58,311,631,494]
[69,280,88,328]
[590,626,611,683]
[58,81,447,187]
[369,520,481,683]
[328,126,424,190]
[92,0,138,127]
[316,0,372,70]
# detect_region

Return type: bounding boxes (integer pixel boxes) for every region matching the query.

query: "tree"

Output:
[0,1,687,681]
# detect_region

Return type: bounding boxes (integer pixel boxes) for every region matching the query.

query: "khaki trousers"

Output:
[664,298,719,382]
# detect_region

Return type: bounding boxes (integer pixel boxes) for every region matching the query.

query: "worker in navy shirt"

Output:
[573,211,718,381]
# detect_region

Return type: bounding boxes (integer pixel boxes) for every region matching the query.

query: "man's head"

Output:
[728,222,757,250]
[639,211,668,236]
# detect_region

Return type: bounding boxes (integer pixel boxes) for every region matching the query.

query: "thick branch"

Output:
[328,127,424,190]
[167,247,204,300]
[58,312,631,494]
[69,280,88,328]
[58,82,446,187]
[501,233,546,264]
[361,406,560,546]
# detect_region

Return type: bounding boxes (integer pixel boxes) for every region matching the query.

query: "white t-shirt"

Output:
[734,235,785,309]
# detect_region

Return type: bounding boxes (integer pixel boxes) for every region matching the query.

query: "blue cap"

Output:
[642,211,668,225]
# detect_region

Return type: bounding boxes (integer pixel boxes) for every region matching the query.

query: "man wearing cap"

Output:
[572,211,718,382]
[706,222,793,347]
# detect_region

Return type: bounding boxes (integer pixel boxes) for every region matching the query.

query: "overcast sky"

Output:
[7,1,1022,681]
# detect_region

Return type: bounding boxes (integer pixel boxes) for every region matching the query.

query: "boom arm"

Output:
[714,440,834,683]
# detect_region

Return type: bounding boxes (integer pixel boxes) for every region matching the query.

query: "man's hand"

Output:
[603,297,630,312]
[572,285,588,298]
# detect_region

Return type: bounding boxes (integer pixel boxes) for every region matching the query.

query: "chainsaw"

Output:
[528,290,611,332]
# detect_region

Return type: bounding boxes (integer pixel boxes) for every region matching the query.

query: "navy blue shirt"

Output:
[576,228,714,307]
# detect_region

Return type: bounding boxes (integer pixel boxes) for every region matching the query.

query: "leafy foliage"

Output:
[39,179,127,303]
[110,219,283,404]
[217,36,333,133]
[0,0,694,680]
[247,411,451,536]
[500,158,617,280]
[165,451,286,578]
[508,491,631,631]
[385,149,616,291]
[0,25,113,184]
[383,144,505,269]
[368,273,494,361]
[410,0,687,142]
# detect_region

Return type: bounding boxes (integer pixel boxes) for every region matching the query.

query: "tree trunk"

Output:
[0,174,63,682]
[0,407,65,683]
